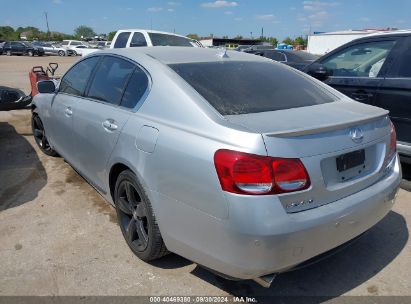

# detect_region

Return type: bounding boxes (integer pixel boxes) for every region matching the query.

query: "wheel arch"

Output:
[108,162,132,200]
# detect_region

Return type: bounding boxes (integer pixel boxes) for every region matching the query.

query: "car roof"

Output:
[354,29,411,39]
[99,46,268,65]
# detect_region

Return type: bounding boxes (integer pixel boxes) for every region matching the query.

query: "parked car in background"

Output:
[32,41,74,56]
[305,30,411,163]
[60,40,88,56]
[2,41,44,56]
[95,41,111,48]
[0,40,5,55]
[32,47,400,287]
[110,29,200,48]
[251,49,318,70]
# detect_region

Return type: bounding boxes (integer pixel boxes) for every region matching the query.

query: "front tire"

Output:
[72,50,77,56]
[6,50,11,56]
[32,113,57,156]
[28,50,34,57]
[58,50,65,56]
[114,170,168,261]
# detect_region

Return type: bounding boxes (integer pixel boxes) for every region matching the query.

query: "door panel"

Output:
[72,100,130,191]
[377,78,411,144]
[324,77,381,105]
[48,94,78,163]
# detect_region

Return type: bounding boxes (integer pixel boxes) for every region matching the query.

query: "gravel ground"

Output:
[0,56,410,301]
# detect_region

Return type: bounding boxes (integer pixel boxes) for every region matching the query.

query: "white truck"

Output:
[110,29,202,48]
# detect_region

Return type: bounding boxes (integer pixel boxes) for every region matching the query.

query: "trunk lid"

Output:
[224,99,393,212]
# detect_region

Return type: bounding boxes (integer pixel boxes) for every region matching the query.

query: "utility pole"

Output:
[44,12,50,38]
[261,27,264,39]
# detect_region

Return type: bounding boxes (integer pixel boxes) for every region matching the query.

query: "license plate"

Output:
[336,149,365,172]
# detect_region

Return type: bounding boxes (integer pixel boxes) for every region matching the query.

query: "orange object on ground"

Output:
[29,66,50,96]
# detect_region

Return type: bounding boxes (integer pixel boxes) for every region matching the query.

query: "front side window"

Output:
[87,56,135,105]
[59,56,100,96]
[120,67,149,109]
[321,40,397,77]
[148,33,193,47]
[113,32,130,48]
[130,32,147,47]
[170,61,336,115]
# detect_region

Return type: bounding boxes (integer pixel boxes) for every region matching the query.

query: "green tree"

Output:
[74,25,96,39]
[186,33,200,40]
[0,26,17,40]
[233,35,243,40]
[268,37,278,46]
[294,36,307,47]
[107,31,117,41]
[282,37,294,45]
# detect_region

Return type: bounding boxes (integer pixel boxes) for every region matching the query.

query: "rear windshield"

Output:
[169,61,336,115]
[148,33,193,47]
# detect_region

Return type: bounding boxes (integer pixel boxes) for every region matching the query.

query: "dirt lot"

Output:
[0,55,410,300]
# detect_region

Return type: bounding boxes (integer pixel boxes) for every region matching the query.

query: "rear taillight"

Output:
[388,121,397,160]
[214,149,310,195]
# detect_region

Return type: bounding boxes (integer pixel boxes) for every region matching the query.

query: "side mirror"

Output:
[37,80,56,94]
[306,63,329,81]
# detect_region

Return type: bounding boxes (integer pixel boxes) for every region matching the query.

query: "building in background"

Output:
[200,37,261,48]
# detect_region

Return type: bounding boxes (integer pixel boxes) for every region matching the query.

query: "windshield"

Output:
[169,61,336,115]
[148,33,193,47]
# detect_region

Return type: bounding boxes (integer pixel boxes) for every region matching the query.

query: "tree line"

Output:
[0,25,307,47]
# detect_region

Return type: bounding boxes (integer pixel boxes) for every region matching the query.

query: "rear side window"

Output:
[114,32,130,48]
[59,56,99,96]
[130,32,147,47]
[120,67,149,109]
[148,33,193,47]
[87,56,135,105]
[169,61,336,115]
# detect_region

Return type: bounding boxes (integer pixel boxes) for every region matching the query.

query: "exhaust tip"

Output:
[253,273,277,288]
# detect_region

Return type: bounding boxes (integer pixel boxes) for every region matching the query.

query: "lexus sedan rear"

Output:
[32,47,401,287]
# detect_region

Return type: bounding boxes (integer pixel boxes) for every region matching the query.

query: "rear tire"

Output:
[31,113,58,156]
[114,170,168,261]
[72,50,77,56]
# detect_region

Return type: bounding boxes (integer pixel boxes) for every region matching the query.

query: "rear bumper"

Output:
[158,156,401,280]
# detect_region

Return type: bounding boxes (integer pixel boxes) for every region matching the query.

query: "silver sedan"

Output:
[32,47,401,287]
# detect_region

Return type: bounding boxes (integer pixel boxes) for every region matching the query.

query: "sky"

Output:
[0,0,410,40]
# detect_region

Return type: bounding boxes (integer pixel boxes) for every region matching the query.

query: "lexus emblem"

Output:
[350,127,364,143]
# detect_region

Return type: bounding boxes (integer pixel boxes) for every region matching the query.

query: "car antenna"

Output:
[217,48,229,59]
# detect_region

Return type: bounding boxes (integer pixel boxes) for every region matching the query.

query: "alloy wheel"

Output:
[32,115,52,152]
[117,180,149,252]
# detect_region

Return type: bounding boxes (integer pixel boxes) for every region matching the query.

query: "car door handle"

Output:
[102,119,118,131]
[64,107,73,117]
[351,91,373,102]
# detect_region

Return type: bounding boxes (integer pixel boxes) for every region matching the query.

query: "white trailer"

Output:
[307,30,391,55]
